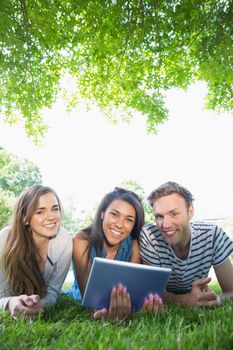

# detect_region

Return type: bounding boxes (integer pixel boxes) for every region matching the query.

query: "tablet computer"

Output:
[81,257,171,311]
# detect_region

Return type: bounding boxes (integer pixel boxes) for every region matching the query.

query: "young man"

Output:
[139,181,233,307]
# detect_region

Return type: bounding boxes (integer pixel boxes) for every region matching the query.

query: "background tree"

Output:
[118,179,154,223]
[0,149,42,196]
[0,1,232,141]
[0,148,42,228]
[62,204,96,235]
[62,202,80,235]
[0,188,13,229]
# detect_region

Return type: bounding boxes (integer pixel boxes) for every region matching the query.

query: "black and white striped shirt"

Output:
[139,221,233,294]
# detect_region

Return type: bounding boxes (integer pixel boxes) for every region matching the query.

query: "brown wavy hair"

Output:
[1,185,62,296]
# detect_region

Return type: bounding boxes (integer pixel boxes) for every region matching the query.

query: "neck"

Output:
[103,240,120,259]
[103,234,119,249]
[33,236,49,273]
[33,234,49,251]
[172,227,191,260]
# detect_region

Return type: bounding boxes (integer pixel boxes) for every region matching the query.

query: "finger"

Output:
[200,285,210,292]
[23,304,44,316]
[115,284,124,317]
[198,299,220,307]
[199,290,218,302]
[18,295,35,307]
[30,295,40,305]
[192,277,211,288]
[116,284,128,320]
[146,293,154,312]
[30,303,44,313]
[13,303,36,317]
[119,287,131,320]
[17,299,44,315]
[122,289,131,314]
[93,308,108,320]
[141,298,149,311]
[152,295,163,313]
[108,286,117,320]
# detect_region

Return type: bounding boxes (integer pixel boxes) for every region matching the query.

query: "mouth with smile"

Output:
[43,223,58,229]
[162,229,177,238]
[110,228,123,237]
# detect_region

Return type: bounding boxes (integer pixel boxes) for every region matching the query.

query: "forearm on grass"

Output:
[219,292,233,302]
[163,291,192,306]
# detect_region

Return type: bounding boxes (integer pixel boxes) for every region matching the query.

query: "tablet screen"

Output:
[82,257,171,311]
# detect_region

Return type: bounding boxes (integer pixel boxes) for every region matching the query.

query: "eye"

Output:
[35,210,44,215]
[52,207,60,212]
[155,214,163,220]
[126,217,135,223]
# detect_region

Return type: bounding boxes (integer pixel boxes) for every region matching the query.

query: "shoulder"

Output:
[142,222,156,232]
[56,227,73,244]
[49,227,73,255]
[0,226,11,251]
[140,223,160,238]
[73,230,89,251]
[74,230,89,243]
[72,231,90,263]
[191,220,221,229]
[48,227,73,262]
[0,226,11,237]
[191,221,233,254]
[191,221,226,238]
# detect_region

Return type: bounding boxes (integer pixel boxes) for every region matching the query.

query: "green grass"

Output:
[0,283,232,350]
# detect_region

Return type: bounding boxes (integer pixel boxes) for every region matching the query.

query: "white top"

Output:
[139,221,233,294]
[0,226,72,309]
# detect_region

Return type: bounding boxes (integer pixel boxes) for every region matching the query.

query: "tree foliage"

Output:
[0,149,42,196]
[0,148,43,228]
[118,179,154,223]
[0,188,13,229]
[0,0,232,140]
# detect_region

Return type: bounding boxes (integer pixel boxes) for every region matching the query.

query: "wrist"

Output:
[216,295,221,305]
[164,291,190,306]
[5,296,18,315]
[4,297,11,312]
[164,292,181,304]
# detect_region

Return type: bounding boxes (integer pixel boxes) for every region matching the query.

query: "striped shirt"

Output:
[139,221,233,294]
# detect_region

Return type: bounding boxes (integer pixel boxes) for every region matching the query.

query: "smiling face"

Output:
[28,192,61,241]
[153,193,194,249]
[101,199,136,247]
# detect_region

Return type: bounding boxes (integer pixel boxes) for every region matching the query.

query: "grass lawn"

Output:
[0,283,232,350]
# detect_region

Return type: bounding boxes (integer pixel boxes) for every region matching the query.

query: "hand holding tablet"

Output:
[82,258,171,312]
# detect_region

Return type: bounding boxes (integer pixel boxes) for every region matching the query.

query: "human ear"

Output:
[188,205,194,220]
[24,217,29,226]
[101,212,104,220]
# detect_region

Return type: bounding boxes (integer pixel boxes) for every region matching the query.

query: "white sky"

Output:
[0,82,233,219]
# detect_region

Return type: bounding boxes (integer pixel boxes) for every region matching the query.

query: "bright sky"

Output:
[0,82,233,219]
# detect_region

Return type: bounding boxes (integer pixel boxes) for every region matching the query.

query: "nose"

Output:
[114,216,124,229]
[47,210,56,220]
[162,216,172,228]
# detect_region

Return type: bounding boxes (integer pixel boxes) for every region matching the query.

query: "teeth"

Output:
[44,224,56,228]
[164,230,176,236]
[111,229,121,236]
